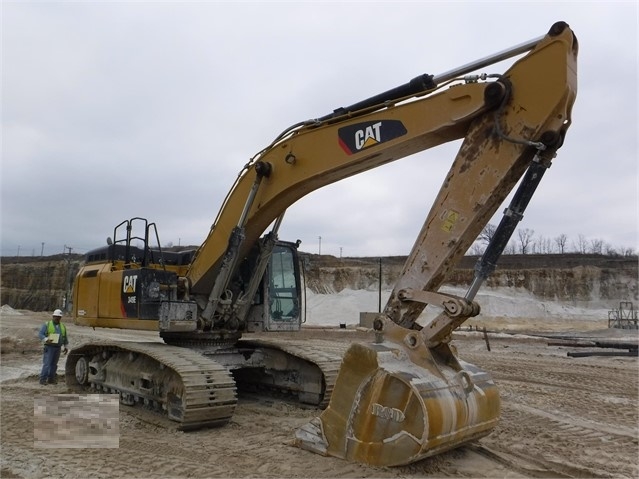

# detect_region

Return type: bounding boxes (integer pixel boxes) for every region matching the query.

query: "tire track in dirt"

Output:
[3,314,636,478]
[463,348,639,478]
[483,404,638,478]
[0,377,443,479]
[1,378,228,478]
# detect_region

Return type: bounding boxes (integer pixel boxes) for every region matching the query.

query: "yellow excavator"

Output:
[66,21,577,466]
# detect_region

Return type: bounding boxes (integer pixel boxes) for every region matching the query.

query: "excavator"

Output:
[66,21,577,466]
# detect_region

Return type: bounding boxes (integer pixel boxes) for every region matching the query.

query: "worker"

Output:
[38,309,69,385]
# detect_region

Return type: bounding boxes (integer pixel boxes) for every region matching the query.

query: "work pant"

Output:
[40,345,61,383]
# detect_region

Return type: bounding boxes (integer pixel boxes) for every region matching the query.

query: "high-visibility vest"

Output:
[46,321,67,344]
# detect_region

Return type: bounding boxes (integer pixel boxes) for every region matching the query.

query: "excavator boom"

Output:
[186,23,576,344]
[188,82,492,296]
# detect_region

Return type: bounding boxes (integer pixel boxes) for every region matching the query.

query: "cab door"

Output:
[264,242,302,331]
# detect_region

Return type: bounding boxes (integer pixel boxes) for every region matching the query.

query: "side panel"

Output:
[74,264,178,331]
[98,269,127,319]
[74,263,106,319]
[136,269,178,320]
[98,268,178,320]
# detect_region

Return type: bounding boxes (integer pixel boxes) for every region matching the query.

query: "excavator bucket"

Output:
[295,319,499,466]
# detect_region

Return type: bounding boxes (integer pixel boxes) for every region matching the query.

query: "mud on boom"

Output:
[67,22,577,466]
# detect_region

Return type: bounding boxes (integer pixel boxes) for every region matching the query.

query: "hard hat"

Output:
[53,309,63,317]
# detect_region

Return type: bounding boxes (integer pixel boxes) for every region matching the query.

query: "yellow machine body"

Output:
[69,22,577,467]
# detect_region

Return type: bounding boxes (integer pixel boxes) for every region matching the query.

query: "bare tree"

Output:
[517,228,535,254]
[469,243,485,255]
[589,238,604,254]
[535,235,553,254]
[554,234,568,253]
[574,234,588,254]
[478,224,497,244]
[476,228,634,258]
[605,244,618,256]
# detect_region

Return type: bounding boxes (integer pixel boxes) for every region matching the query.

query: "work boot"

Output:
[48,378,58,385]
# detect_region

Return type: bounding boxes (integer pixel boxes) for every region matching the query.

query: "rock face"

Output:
[1,253,636,312]
[0,255,82,312]
[301,253,638,309]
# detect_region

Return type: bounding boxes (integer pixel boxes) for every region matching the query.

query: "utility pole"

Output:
[378,257,382,313]
[340,247,343,259]
[318,236,322,256]
[41,242,45,257]
[63,245,73,312]
[17,245,20,257]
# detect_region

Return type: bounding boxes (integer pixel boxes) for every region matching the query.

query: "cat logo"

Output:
[338,120,407,155]
[123,274,138,294]
[355,122,382,150]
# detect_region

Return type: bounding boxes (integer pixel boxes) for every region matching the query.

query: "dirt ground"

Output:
[1,311,637,479]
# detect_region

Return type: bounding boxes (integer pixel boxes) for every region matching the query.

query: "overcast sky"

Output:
[2,1,637,259]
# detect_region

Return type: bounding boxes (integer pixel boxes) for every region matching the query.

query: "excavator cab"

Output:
[266,243,302,324]
[245,240,303,332]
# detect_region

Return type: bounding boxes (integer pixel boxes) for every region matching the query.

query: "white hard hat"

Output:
[53,309,63,317]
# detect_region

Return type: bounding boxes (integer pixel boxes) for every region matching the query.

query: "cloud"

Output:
[1,2,637,259]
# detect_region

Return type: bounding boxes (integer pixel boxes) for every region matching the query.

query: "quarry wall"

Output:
[1,253,636,312]
[0,256,82,312]
[300,254,638,309]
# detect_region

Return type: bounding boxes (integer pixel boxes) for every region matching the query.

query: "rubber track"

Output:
[237,338,349,408]
[65,341,237,430]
